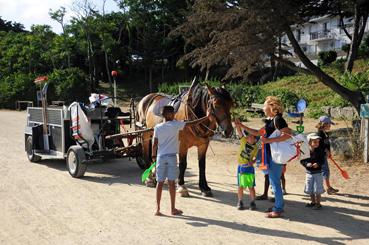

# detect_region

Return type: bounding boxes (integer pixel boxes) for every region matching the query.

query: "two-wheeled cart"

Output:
[24,77,152,178]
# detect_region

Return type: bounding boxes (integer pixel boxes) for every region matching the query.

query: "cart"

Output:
[24,77,153,178]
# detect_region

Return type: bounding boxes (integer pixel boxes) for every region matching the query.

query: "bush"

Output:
[0,73,37,109]
[48,68,90,104]
[339,71,369,95]
[227,84,265,107]
[359,34,369,57]
[158,79,221,96]
[264,88,300,109]
[318,50,337,66]
[341,43,350,53]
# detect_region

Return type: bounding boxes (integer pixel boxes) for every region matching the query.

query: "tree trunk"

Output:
[285,26,365,112]
[346,4,361,73]
[104,51,113,95]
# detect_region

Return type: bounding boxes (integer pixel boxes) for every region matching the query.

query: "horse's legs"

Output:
[177,148,189,197]
[198,142,212,197]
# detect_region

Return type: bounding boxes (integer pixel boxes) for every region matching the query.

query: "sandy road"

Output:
[1,110,369,245]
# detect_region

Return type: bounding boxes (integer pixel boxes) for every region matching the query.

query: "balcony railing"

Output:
[310,31,333,40]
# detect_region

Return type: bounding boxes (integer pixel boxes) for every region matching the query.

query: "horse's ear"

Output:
[187,76,198,98]
[189,76,198,90]
[205,83,216,95]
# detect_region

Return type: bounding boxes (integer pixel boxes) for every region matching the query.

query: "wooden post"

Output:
[364,118,369,163]
[362,96,369,163]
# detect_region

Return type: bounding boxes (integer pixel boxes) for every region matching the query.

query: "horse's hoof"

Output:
[201,190,213,197]
[177,186,190,197]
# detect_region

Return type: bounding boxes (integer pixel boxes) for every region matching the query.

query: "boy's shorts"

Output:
[156,154,177,182]
[237,164,255,188]
[304,172,325,195]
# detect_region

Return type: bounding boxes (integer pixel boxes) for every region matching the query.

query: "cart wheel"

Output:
[136,156,150,169]
[26,136,41,163]
[67,146,87,178]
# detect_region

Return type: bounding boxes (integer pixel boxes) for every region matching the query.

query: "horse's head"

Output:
[206,84,234,138]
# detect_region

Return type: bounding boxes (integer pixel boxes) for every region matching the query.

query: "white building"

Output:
[284,15,369,63]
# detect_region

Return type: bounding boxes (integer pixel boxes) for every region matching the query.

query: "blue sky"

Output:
[0,0,120,33]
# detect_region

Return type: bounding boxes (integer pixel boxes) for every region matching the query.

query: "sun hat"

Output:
[307,133,321,141]
[319,115,336,125]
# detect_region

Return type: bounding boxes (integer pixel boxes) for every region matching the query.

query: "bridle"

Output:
[184,92,230,138]
[207,95,229,126]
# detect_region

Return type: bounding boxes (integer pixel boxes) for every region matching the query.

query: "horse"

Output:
[135,80,233,197]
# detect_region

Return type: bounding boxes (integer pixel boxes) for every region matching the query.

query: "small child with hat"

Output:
[316,115,338,194]
[300,133,326,210]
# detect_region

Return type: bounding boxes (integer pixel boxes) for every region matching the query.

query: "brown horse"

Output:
[136,80,233,197]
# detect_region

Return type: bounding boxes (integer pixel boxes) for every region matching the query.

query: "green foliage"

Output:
[318,50,337,66]
[329,58,346,72]
[339,71,369,95]
[0,73,37,108]
[341,43,350,53]
[48,68,90,104]
[229,84,265,107]
[359,34,369,57]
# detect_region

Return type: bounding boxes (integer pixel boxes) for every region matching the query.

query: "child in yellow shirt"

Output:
[235,119,260,210]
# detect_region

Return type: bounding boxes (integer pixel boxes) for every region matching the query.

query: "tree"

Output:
[0,17,25,32]
[331,0,369,72]
[174,0,366,112]
[117,0,192,91]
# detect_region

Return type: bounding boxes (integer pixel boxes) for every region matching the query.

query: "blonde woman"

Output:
[237,96,291,218]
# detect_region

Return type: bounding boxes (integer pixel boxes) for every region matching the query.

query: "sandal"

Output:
[266,211,283,218]
[305,202,315,208]
[312,204,322,210]
[256,195,268,200]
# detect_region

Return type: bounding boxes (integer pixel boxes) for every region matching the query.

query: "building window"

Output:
[323,22,328,32]
[297,29,301,42]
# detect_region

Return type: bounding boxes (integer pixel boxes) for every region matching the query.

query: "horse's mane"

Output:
[189,84,232,118]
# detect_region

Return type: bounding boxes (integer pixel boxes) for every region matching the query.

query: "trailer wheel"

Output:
[136,156,150,169]
[67,146,87,178]
[26,136,41,162]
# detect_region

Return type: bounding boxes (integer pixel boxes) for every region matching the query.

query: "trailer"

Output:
[24,77,152,178]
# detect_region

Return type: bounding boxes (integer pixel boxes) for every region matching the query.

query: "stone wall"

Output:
[321,106,359,119]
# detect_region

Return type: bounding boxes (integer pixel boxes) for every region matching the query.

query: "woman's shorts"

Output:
[237,164,255,188]
[304,172,325,195]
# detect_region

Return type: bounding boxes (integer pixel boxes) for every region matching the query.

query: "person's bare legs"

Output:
[155,181,164,216]
[315,194,321,205]
[310,194,316,204]
[249,187,256,201]
[325,178,331,189]
[238,187,244,201]
[168,180,182,215]
[256,174,269,200]
[281,173,286,193]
